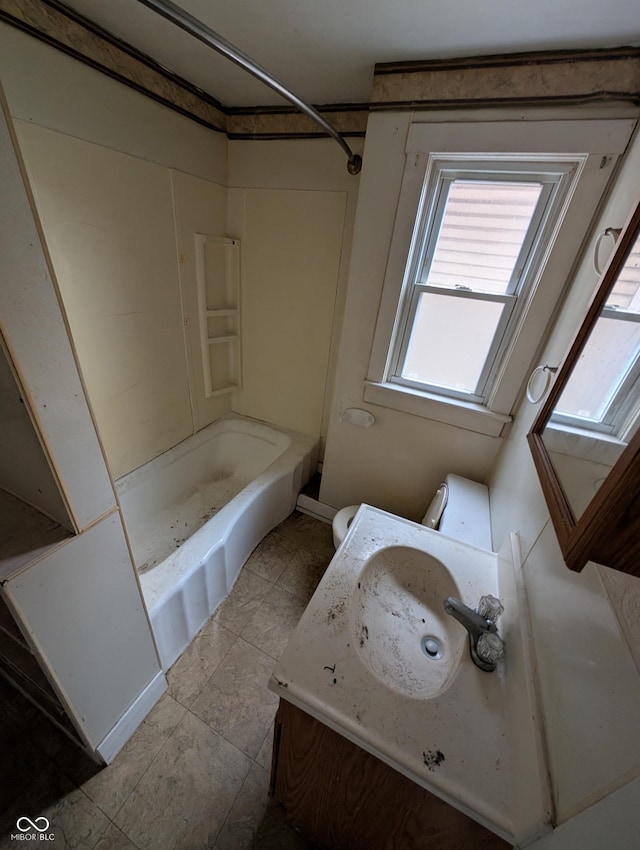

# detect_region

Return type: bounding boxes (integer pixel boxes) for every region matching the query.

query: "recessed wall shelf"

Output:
[194,234,241,398]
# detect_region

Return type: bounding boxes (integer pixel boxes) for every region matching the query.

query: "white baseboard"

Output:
[296,494,336,524]
[96,670,167,764]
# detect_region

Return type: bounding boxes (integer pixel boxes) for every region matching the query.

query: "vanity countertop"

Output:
[269,506,552,848]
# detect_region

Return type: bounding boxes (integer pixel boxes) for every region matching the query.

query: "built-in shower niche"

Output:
[194,233,241,397]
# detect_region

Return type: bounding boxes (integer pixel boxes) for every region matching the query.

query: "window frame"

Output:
[365,119,636,437]
[388,159,577,404]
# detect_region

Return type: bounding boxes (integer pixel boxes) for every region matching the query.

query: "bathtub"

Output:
[116,414,318,670]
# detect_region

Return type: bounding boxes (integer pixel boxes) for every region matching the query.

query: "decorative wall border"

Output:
[1,1,639,140]
[371,48,640,110]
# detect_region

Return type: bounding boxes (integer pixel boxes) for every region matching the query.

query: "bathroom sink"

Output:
[351,546,465,697]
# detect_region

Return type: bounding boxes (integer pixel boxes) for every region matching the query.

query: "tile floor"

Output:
[0,511,333,850]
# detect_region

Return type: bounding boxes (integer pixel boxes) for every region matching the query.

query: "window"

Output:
[389,159,577,404]
[551,235,640,440]
[365,119,636,436]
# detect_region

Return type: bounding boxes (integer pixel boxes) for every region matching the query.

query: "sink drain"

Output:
[421,635,443,660]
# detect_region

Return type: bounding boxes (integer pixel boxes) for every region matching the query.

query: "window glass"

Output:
[422,180,543,295]
[554,235,640,430]
[393,167,556,401]
[401,292,504,392]
[555,316,640,422]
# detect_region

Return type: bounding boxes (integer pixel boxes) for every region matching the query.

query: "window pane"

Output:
[606,234,640,314]
[555,315,640,423]
[401,292,505,393]
[422,180,543,294]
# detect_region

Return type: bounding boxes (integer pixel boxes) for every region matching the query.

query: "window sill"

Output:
[363,381,512,437]
[543,421,626,467]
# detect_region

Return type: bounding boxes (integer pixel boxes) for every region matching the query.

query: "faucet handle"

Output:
[477,632,505,666]
[478,594,503,623]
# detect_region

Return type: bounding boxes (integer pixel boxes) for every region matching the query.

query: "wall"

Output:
[320,112,505,518]
[0,86,162,754]
[319,106,637,521]
[17,122,195,479]
[0,340,70,526]
[0,24,357,477]
[489,130,640,840]
[228,139,361,449]
[0,23,230,480]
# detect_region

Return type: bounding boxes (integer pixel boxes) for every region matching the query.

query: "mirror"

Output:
[528,199,640,575]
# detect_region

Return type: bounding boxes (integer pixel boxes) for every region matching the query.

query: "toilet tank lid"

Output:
[437,474,491,550]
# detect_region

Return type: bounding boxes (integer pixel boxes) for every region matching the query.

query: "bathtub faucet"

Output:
[443,595,504,672]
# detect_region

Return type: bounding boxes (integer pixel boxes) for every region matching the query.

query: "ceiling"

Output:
[61,0,640,108]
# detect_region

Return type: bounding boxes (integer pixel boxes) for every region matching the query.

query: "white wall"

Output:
[490,131,640,838]
[0,87,162,755]
[228,139,362,449]
[319,112,503,517]
[0,24,232,479]
[17,122,195,480]
[0,341,70,526]
[0,25,358,474]
[0,23,227,185]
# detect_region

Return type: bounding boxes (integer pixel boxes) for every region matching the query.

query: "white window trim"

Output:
[366,119,636,436]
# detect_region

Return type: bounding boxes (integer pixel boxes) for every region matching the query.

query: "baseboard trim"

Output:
[296,494,336,524]
[96,670,167,764]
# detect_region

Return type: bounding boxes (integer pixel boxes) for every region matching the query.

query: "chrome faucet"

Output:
[443,595,504,672]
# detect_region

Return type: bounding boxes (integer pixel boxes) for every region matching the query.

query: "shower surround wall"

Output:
[1,21,355,481]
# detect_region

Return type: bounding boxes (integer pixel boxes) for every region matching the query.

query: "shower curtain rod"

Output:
[136,0,363,175]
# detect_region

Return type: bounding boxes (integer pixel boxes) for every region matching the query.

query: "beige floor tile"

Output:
[241,585,307,661]
[0,764,110,850]
[114,711,250,850]
[244,536,295,583]
[273,512,326,549]
[62,694,186,821]
[167,620,237,707]
[94,823,139,850]
[213,570,273,635]
[215,762,270,850]
[189,639,279,759]
[275,544,332,603]
[255,724,275,773]
[216,761,321,850]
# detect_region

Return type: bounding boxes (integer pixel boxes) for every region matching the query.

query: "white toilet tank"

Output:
[422,473,491,550]
[332,473,491,550]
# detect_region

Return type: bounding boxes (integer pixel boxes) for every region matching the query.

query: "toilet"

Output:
[332,473,491,550]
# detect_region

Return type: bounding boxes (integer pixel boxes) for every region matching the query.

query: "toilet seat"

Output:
[332,504,359,549]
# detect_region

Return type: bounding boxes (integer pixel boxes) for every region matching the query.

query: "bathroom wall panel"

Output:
[0,23,227,185]
[0,342,69,525]
[5,511,161,747]
[489,128,640,833]
[228,139,361,453]
[521,524,640,821]
[16,122,193,480]
[230,187,346,439]
[170,169,232,432]
[0,93,115,530]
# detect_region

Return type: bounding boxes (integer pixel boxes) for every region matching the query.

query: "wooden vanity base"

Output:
[270,699,511,850]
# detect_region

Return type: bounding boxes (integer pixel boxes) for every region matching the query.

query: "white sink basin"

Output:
[352,545,465,697]
[270,506,551,847]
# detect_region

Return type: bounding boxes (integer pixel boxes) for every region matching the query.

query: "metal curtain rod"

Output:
[136,0,363,175]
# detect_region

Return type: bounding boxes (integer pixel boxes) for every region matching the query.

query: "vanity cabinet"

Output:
[270,699,511,850]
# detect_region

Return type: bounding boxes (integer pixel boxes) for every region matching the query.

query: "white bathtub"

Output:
[116,414,318,670]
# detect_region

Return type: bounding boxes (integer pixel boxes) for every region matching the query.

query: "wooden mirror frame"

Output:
[527,199,640,576]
